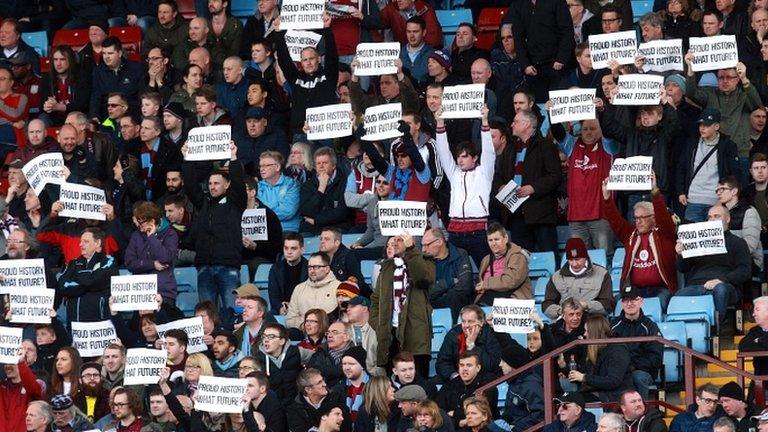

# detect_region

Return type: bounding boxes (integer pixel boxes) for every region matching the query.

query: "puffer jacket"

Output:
[476,243,533,304]
[124,221,179,300]
[370,247,435,365]
[183,160,247,268]
[729,200,764,269]
[258,174,301,233]
[285,272,341,329]
[542,263,613,319]
[436,126,495,220]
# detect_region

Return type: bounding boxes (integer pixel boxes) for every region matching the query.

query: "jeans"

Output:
[448,230,489,270]
[198,265,240,324]
[684,202,711,223]
[569,219,615,259]
[675,282,738,320]
[635,286,672,312]
[632,370,655,400]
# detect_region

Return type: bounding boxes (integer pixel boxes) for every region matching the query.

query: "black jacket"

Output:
[287,390,352,432]
[610,310,663,379]
[58,251,119,322]
[519,134,563,225]
[738,320,768,375]
[299,168,352,234]
[126,137,183,201]
[629,408,668,432]
[239,125,290,175]
[675,134,740,201]
[89,59,147,119]
[330,244,371,297]
[505,0,574,68]
[184,161,247,267]
[435,372,499,428]
[504,370,545,431]
[267,255,308,315]
[306,343,349,388]
[256,344,302,407]
[253,390,288,432]
[65,0,110,20]
[38,70,91,126]
[436,324,502,382]
[242,200,283,264]
[579,343,634,403]
[678,231,752,287]
[543,411,597,432]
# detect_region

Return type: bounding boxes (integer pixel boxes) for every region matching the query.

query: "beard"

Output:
[82,382,103,397]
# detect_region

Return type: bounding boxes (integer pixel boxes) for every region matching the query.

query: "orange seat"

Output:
[52,29,91,52]
[476,8,506,50]
[178,0,198,20]
[109,26,143,61]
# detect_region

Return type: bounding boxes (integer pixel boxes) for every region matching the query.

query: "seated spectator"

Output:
[450,23,490,82]
[751,409,768,432]
[286,252,341,330]
[390,351,437,399]
[65,111,117,182]
[676,108,741,222]
[597,413,627,432]
[475,223,532,305]
[319,228,370,297]
[25,401,53,432]
[50,394,95,432]
[348,174,389,259]
[268,233,308,315]
[567,314,633,402]
[308,321,356,388]
[300,147,352,234]
[717,176,764,271]
[675,204,751,327]
[258,151,300,232]
[0,19,40,73]
[101,387,144,431]
[436,305,501,383]
[543,237,613,319]
[9,51,40,118]
[460,396,495,432]
[618,390,667,432]
[0,64,28,144]
[288,368,350,432]
[602,173,677,310]
[286,142,314,185]
[739,296,768,376]
[233,291,268,357]
[298,309,330,366]
[176,352,213,398]
[169,64,204,115]
[745,153,768,235]
[543,393,596,432]
[420,227,473,319]
[211,329,244,378]
[611,287,663,400]
[354,375,401,430]
[89,37,145,120]
[145,0,190,53]
[313,405,346,432]
[500,341,543,430]
[256,323,301,406]
[551,298,586,372]
[163,102,188,145]
[436,351,498,427]
[13,119,58,163]
[74,362,110,423]
[193,85,231,127]
[334,346,369,423]
[718,381,757,432]
[349,60,419,115]
[669,384,724,432]
[380,0,443,49]
[395,385,450,431]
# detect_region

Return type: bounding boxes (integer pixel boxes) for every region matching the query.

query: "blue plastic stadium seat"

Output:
[631,0,654,21]
[614,296,662,323]
[534,303,551,324]
[240,264,250,285]
[510,333,527,347]
[658,321,687,382]
[254,263,272,286]
[275,314,286,326]
[586,407,603,422]
[529,252,556,280]
[22,31,48,57]
[119,268,132,276]
[533,277,548,304]
[611,273,622,295]
[611,248,625,275]
[259,288,271,310]
[497,382,509,409]
[174,267,198,293]
[304,236,320,254]
[177,291,199,316]
[230,0,256,17]
[665,295,715,353]
[560,249,607,268]
[556,226,571,250]
[342,233,362,245]
[432,308,453,352]
[360,260,375,285]
[436,9,472,47]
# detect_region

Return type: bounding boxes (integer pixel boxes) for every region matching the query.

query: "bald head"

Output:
[471,59,492,84]
[223,56,244,84]
[189,17,209,43]
[26,119,46,146]
[189,47,211,73]
[58,124,78,154]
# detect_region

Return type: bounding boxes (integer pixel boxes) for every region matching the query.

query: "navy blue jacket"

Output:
[610,310,663,379]
[59,251,119,322]
[543,410,597,432]
[436,324,501,382]
[669,404,724,432]
[267,255,308,315]
[89,59,147,119]
[330,244,371,297]
[432,244,473,317]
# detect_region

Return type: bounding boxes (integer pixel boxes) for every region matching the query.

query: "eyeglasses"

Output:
[699,397,719,405]
[107,103,126,108]
[304,319,319,324]
[81,373,100,379]
[262,333,282,340]
[376,180,389,185]
[422,239,439,248]
[308,265,329,270]
[717,75,739,81]
[715,187,733,194]
[111,402,129,408]
[146,56,164,62]
[326,330,344,336]
[602,18,620,23]
[239,365,255,371]
[634,214,654,221]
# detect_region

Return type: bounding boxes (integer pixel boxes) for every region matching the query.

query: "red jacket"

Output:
[380,0,443,49]
[603,192,678,293]
[0,361,44,432]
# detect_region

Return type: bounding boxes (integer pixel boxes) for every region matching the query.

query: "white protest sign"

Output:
[495,179,529,214]
[491,298,535,334]
[185,125,231,161]
[195,375,249,413]
[689,35,739,72]
[0,258,47,294]
[280,0,325,30]
[677,221,728,258]
[589,31,637,69]
[110,274,158,312]
[284,30,322,62]
[362,103,402,141]
[547,88,596,124]
[613,74,663,106]
[638,39,683,73]
[0,327,23,363]
[59,182,106,221]
[22,153,65,195]
[242,208,268,241]
[10,288,54,324]
[306,103,353,140]
[72,320,116,357]
[156,316,207,354]
[441,84,485,119]
[606,156,653,191]
[124,348,167,385]
[354,42,400,76]
[378,200,427,236]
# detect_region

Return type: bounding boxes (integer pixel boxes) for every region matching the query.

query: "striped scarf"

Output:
[392,257,409,328]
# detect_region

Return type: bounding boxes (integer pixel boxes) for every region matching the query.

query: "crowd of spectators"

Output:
[6,0,768,431]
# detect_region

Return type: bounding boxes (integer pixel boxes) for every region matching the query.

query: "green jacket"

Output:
[209,16,243,65]
[144,14,189,53]
[369,247,435,366]
[686,74,762,157]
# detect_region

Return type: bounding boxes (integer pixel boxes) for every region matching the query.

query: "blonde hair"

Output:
[290,142,314,171]
[415,401,443,429]
[186,353,214,378]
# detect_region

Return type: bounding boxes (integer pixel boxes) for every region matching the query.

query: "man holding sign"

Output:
[675,205,751,328]
[349,57,419,115]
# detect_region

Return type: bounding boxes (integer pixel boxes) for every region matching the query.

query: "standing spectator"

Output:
[89,37,146,120]
[256,323,301,405]
[300,148,352,234]
[233,293,269,357]
[369,233,434,377]
[420,228,473,318]
[240,107,289,173]
[349,59,419,115]
[400,16,433,87]
[435,305,501,383]
[145,0,190,52]
[268,233,308,316]
[491,24,526,122]
[745,153,768,234]
[239,0,279,59]
[505,0,574,102]
[182,142,245,323]
[319,228,370,297]
[171,18,212,72]
[131,116,183,201]
[207,0,243,63]
[543,237,614,319]
[380,0,443,49]
[0,360,44,431]
[602,174,678,309]
[258,151,300,231]
[475,223,533,305]
[669,384,724,432]
[611,288,664,400]
[450,24,490,82]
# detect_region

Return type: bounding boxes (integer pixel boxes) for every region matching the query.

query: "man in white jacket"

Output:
[285,252,341,330]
